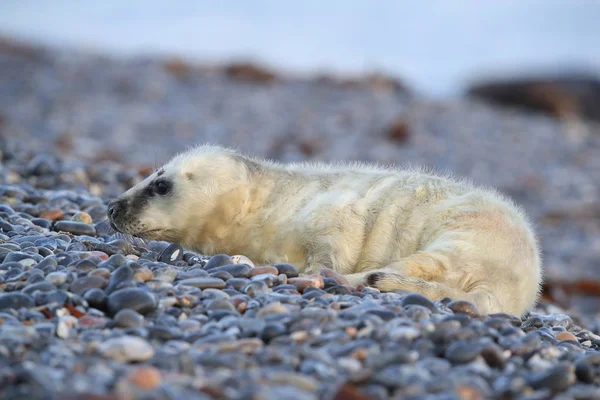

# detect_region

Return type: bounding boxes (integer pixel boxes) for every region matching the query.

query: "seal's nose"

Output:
[107,199,123,220]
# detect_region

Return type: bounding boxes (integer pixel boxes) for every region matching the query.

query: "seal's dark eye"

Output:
[155,180,170,196]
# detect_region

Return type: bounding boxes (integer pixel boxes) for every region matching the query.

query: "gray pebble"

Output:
[244,280,271,298]
[0,292,34,310]
[401,293,436,310]
[107,288,158,316]
[113,308,144,328]
[203,254,233,270]
[54,221,96,236]
[99,335,155,362]
[70,275,108,295]
[178,277,226,289]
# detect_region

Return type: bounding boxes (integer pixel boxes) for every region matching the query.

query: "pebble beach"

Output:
[1,37,600,399]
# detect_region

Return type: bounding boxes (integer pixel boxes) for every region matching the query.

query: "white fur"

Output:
[115,144,543,316]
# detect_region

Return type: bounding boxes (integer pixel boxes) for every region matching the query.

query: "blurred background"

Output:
[0,1,599,323]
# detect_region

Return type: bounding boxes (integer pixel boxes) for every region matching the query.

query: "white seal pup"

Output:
[107,144,542,316]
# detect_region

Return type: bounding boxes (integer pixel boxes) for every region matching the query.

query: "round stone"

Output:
[71,212,93,224]
[4,251,42,265]
[527,363,576,392]
[209,270,234,281]
[153,266,179,283]
[288,275,324,292]
[99,336,155,363]
[54,221,96,236]
[26,154,59,176]
[105,265,134,294]
[46,271,68,285]
[114,308,145,328]
[448,300,479,316]
[248,266,279,277]
[107,288,158,316]
[0,292,34,310]
[83,288,107,310]
[445,341,481,364]
[206,299,237,312]
[40,209,64,221]
[557,331,578,342]
[178,277,226,289]
[208,263,252,278]
[231,255,255,267]
[158,243,184,263]
[244,280,271,298]
[203,254,233,270]
[125,366,162,390]
[401,293,436,311]
[70,275,108,295]
[274,263,299,278]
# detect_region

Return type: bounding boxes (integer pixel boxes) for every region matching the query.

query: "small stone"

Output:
[333,384,372,400]
[288,275,324,292]
[260,322,287,342]
[154,266,178,283]
[114,308,144,328]
[99,336,155,363]
[40,209,64,221]
[134,267,153,282]
[445,341,481,364]
[158,243,184,263]
[27,154,59,175]
[208,263,252,278]
[448,300,479,316]
[251,273,278,287]
[480,344,506,369]
[87,250,109,260]
[527,363,576,392]
[401,293,436,311]
[575,354,600,383]
[257,302,288,318]
[244,280,271,297]
[179,277,226,289]
[56,318,70,339]
[209,270,234,281]
[557,332,578,342]
[274,263,299,278]
[207,299,236,312]
[70,275,108,295]
[4,251,41,265]
[0,292,34,310]
[231,255,255,267]
[125,366,162,390]
[248,266,279,277]
[268,372,319,392]
[105,265,134,294]
[107,288,158,316]
[71,212,93,224]
[228,278,250,290]
[46,272,68,285]
[89,268,111,279]
[78,314,108,329]
[203,254,233,270]
[389,326,421,341]
[54,221,96,236]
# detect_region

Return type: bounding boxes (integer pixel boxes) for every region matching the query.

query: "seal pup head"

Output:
[107,145,251,244]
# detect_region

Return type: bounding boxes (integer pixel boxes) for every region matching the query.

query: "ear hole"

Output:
[185,172,194,181]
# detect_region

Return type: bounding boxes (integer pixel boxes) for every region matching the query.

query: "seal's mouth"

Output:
[108,220,122,233]
[135,228,179,241]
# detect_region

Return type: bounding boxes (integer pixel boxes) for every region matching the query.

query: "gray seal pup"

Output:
[108,144,542,315]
